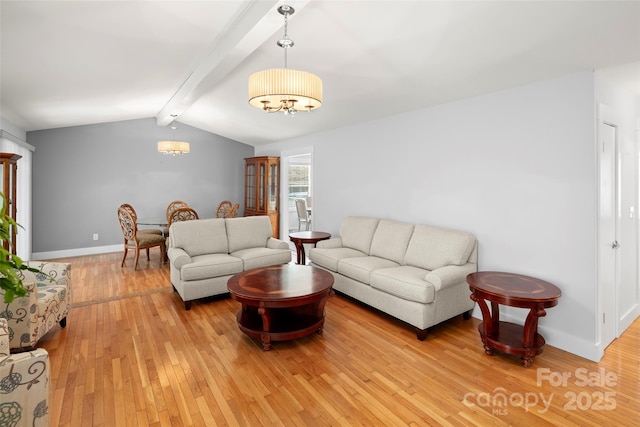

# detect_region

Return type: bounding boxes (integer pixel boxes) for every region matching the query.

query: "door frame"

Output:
[279,146,314,241]
[596,103,620,358]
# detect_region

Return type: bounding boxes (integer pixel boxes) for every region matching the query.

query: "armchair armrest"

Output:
[0,318,50,426]
[1,318,9,357]
[0,281,40,349]
[316,237,343,249]
[267,237,289,250]
[20,261,71,288]
[167,247,192,269]
[424,263,477,291]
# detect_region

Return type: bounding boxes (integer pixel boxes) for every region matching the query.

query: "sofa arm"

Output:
[316,237,343,249]
[267,237,289,250]
[20,261,71,288]
[168,247,192,270]
[425,263,477,291]
[0,281,40,349]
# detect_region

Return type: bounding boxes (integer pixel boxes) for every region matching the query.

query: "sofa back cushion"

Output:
[369,220,414,264]
[340,216,380,254]
[226,216,273,253]
[171,218,228,256]
[404,225,476,271]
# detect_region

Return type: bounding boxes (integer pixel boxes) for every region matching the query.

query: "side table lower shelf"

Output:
[478,321,545,367]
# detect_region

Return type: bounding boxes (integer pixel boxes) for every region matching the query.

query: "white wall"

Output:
[27,118,253,257]
[257,72,608,361]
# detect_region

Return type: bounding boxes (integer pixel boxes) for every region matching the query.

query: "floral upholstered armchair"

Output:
[0,261,71,351]
[0,317,50,427]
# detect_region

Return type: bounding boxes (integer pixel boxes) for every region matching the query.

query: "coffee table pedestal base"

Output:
[237,300,328,351]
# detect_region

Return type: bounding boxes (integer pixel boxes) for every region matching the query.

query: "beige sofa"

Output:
[168,216,291,309]
[309,216,477,339]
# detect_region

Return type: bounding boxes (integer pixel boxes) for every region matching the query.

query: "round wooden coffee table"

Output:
[227,264,334,350]
[288,231,331,265]
[467,271,561,367]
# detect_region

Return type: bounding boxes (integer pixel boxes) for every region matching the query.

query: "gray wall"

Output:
[27,118,253,253]
[255,71,639,362]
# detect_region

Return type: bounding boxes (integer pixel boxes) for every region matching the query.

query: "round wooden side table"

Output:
[467,271,561,367]
[288,231,331,265]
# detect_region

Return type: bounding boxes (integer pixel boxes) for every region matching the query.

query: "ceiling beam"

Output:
[155,1,311,127]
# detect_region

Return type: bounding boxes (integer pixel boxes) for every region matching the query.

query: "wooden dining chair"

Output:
[229,203,240,218]
[119,203,163,235]
[167,207,199,249]
[168,206,199,227]
[117,205,166,270]
[165,200,189,235]
[216,200,234,218]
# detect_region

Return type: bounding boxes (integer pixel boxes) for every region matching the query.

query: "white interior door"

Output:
[598,118,619,351]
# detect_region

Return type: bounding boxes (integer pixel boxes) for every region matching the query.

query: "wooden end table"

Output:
[288,231,331,265]
[227,264,334,350]
[467,271,561,367]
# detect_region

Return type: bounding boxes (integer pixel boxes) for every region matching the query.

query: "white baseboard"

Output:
[619,304,640,337]
[31,244,122,261]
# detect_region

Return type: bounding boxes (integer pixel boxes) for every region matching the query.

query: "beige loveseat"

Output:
[309,216,477,339]
[168,216,291,309]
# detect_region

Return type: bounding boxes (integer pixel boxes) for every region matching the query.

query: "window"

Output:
[288,164,310,208]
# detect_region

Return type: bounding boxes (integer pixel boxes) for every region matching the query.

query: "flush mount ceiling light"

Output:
[248,5,322,115]
[157,115,190,155]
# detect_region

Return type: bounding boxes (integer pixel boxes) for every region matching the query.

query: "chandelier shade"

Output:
[248,68,322,112]
[248,5,322,115]
[157,140,190,155]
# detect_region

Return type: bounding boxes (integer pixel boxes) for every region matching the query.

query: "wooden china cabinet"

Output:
[0,153,21,254]
[244,156,280,238]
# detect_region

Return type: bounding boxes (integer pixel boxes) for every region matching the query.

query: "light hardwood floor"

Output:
[37,251,639,426]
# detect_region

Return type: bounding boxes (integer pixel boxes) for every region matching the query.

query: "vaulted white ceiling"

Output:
[1,1,639,146]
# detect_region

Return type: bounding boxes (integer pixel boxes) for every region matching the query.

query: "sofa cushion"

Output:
[338,256,399,284]
[171,218,228,257]
[369,219,414,264]
[370,266,436,304]
[180,253,243,281]
[310,247,367,272]
[404,225,476,271]
[340,216,380,255]
[226,216,273,253]
[231,247,292,270]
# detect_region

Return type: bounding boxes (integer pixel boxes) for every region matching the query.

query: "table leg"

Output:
[293,241,306,264]
[521,305,546,367]
[470,293,495,355]
[258,306,272,351]
[490,301,500,333]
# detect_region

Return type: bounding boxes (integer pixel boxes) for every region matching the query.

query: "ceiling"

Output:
[1,1,639,146]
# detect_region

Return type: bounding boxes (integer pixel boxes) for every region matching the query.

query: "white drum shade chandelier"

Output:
[157,115,190,155]
[248,5,322,115]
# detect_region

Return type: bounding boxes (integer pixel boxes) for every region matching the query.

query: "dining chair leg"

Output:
[134,249,140,270]
[121,246,128,267]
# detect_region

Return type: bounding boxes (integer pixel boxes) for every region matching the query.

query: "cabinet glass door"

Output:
[246,162,256,210]
[269,162,278,211]
[259,163,265,211]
